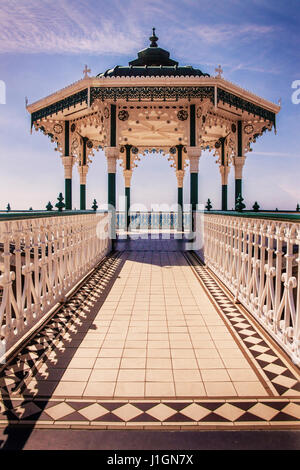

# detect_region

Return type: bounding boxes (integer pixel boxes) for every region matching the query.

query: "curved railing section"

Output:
[0,212,111,361]
[202,214,300,365]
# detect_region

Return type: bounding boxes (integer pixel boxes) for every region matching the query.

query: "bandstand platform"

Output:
[0,30,299,449]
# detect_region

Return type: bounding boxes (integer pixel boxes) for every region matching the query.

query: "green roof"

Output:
[97,28,209,79]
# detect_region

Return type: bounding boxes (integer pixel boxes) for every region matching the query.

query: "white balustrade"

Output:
[202,214,300,365]
[0,213,111,359]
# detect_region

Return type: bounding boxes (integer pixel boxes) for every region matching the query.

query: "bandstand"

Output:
[27,29,280,220]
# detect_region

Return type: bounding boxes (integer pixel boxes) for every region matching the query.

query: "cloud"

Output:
[0,0,278,57]
[178,23,276,46]
[0,0,143,55]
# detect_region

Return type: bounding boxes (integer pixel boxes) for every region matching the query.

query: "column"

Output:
[219,138,230,211]
[175,144,184,230]
[105,147,118,209]
[187,148,201,211]
[124,170,132,231]
[234,120,246,203]
[219,165,230,211]
[105,147,118,241]
[78,165,88,210]
[176,170,184,230]
[61,156,75,210]
[61,121,74,210]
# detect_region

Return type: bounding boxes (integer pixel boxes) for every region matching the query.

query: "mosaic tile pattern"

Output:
[0,236,299,430]
[186,252,300,398]
[0,398,300,428]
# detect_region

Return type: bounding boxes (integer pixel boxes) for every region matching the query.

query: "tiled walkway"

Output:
[0,235,300,429]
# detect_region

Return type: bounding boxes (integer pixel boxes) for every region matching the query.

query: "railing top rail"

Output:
[203,210,300,222]
[0,210,107,221]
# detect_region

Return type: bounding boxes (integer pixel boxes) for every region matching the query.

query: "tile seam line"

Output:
[183,251,274,397]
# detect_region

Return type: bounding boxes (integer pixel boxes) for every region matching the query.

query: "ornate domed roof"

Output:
[97,28,209,78]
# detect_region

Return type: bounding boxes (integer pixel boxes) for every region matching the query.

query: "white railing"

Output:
[202,214,300,365]
[0,212,111,359]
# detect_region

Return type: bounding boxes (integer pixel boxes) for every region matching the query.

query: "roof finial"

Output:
[149,27,158,47]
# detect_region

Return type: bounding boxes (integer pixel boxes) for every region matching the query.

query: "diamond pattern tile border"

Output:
[0,398,300,429]
[186,252,300,398]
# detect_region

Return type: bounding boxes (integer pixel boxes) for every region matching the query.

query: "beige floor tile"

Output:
[83,382,115,397]
[217,348,245,358]
[126,340,147,348]
[227,368,259,382]
[201,369,230,382]
[170,349,195,358]
[146,369,173,382]
[53,381,86,396]
[175,382,206,397]
[67,358,96,369]
[197,358,225,369]
[102,341,125,349]
[79,340,105,349]
[94,358,121,369]
[89,369,118,382]
[147,341,170,349]
[194,349,220,359]
[148,333,169,341]
[120,358,146,369]
[147,349,171,358]
[97,348,123,358]
[222,357,251,368]
[72,348,99,358]
[123,348,147,358]
[61,369,91,382]
[118,369,146,382]
[114,382,144,397]
[146,358,172,369]
[204,382,237,397]
[214,340,239,349]
[174,369,201,382]
[145,382,175,397]
[172,358,198,369]
[233,382,268,396]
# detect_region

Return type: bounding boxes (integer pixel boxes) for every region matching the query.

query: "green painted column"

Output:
[222,184,228,211]
[65,178,72,210]
[235,120,243,204]
[177,187,183,230]
[80,184,86,210]
[220,139,228,211]
[108,173,116,208]
[125,187,130,230]
[235,179,242,202]
[190,173,198,211]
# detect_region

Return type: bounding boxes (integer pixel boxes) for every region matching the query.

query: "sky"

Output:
[0,0,299,211]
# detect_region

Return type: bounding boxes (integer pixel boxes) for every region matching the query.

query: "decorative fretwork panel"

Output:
[217,88,276,124]
[90,86,215,103]
[31,89,88,125]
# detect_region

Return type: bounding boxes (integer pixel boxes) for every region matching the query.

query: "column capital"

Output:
[233,156,246,179]
[176,170,184,188]
[219,165,230,185]
[186,147,201,173]
[105,147,118,173]
[124,169,133,188]
[78,164,89,185]
[61,155,75,179]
